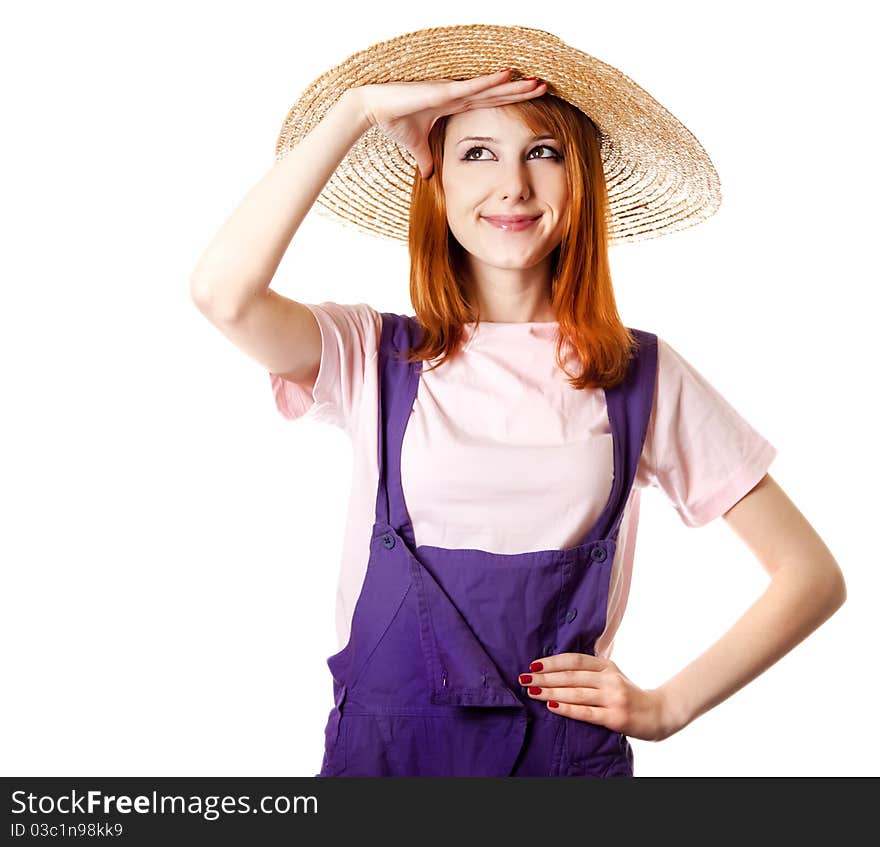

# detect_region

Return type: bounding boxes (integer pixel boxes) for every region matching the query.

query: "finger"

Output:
[408,139,433,179]
[519,668,604,689]
[478,78,546,102]
[447,77,545,118]
[452,68,510,92]
[524,684,607,708]
[497,76,545,90]
[545,699,612,726]
[462,85,546,115]
[522,652,605,678]
[480,68,514,82]
[452,68,513,94]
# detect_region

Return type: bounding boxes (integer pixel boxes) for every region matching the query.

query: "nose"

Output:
[498,162,532,202]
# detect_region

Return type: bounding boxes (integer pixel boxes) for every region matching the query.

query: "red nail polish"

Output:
[548,700,559,708]
[529,661,543,672]
[519,674,532,684]
[528,687,542,695]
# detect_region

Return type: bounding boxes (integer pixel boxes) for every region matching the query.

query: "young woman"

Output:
[190,25,846,777]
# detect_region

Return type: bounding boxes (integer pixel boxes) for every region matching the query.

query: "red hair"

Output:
[401,93,637,391]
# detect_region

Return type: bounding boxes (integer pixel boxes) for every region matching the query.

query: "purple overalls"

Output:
[316,312,657,778]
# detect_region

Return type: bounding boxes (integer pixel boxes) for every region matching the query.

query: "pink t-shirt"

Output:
[270,302,777,659]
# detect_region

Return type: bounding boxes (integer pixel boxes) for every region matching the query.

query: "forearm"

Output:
[656,557,846,737]
[190,87,372,320]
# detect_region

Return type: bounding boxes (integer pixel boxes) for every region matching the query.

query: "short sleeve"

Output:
[268,301,382,434]
[636,336,778,527]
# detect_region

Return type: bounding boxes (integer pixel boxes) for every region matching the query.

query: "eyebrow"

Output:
[456,134,558,145]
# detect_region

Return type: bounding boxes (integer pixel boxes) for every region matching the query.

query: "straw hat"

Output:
[275,23,722,244]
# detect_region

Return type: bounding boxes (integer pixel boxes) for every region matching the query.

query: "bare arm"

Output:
[190,87,371,321]
[188,89,371,384]
[656,473,847,736]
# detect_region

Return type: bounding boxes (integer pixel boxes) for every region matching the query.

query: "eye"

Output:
[461,144,562,161]
[529,144,562,160]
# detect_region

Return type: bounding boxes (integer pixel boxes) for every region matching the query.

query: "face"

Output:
[441,106,569,280]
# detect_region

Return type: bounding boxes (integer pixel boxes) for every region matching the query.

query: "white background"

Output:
[3,0,876,777]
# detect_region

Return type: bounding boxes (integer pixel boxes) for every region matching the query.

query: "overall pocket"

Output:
[407,550,522,708]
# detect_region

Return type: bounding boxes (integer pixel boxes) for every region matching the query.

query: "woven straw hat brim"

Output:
[275,23,722,245]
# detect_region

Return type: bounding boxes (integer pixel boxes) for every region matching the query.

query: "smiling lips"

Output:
[482,214,542,231]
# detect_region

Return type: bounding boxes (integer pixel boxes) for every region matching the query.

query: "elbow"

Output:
[830,567,847,612]
[190,277,242,324]
[190,275,216,310]
[823,553,847,609]
[190,276,213,311]
[775,553,847,622]
[816,558,847,619]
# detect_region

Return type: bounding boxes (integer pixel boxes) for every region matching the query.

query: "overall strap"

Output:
[600,328,658,540]
[373,312,422,545]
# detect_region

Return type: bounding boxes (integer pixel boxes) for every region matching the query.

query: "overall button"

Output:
[565,608,578,623]
[591,545,607,562]
[381,533,395,549]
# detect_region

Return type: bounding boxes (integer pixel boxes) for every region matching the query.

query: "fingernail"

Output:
[519,674,532,684]
[528,687,542,695]
[548,701,559,708]
[529,661,543,672]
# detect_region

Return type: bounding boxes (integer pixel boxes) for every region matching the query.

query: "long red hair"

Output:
[400,93,638,391]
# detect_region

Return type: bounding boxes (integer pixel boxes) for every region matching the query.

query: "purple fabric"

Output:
[316,313,657,777]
